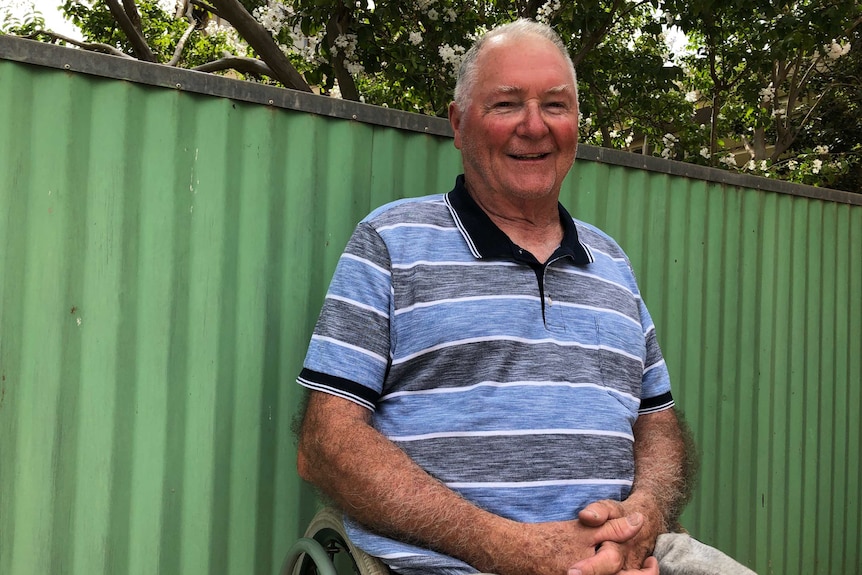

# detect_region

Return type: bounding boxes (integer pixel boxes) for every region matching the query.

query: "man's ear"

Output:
[448,101,463,150]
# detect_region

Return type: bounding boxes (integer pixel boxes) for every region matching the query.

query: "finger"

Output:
[567,541,625,575]
[620,555,659,574]
[579,500,626,526]
[588,512,644,546]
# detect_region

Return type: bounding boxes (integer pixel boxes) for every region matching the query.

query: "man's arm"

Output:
[631,408,697,528]
[623,408,690,562]
[576,408,695,570]
[297,390,653,575]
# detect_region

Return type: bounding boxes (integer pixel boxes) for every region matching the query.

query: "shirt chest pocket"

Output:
[554,302,645,401]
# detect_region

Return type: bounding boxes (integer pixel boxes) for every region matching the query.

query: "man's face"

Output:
[449,35,579,204]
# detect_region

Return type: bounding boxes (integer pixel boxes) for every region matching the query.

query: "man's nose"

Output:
[517,102,550,138]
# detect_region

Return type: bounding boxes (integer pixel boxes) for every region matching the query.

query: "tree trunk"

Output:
[709,94,721,165]
[105,0,158,61]
[209,0,312,92]
[751,126,768,160]
[325,7,360,101]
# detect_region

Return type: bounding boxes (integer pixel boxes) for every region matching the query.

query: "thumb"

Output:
[591,512,644,546]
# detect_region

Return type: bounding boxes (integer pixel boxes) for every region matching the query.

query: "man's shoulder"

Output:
[362,193,451,228]
[571,218,628,257]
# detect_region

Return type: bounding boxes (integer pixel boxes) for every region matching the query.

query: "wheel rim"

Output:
[298,527,360,575]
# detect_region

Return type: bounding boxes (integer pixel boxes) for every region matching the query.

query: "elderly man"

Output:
[296,19,747,575]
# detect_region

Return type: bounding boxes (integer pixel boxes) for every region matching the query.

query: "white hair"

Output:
[453,19,578,111]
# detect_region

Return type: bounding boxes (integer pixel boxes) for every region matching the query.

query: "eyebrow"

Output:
[494,84,573,96]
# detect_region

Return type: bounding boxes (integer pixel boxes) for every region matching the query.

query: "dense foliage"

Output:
[2,0,860,191]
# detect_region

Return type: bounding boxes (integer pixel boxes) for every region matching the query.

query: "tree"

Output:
[668,0,861,184]
[787,18,862,189]
[2,0,674,117]
[2,0,860,191]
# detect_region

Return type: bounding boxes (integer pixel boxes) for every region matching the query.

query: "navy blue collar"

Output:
[445,175,593,265]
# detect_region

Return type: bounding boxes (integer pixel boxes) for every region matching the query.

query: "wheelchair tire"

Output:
[298,507,391,575]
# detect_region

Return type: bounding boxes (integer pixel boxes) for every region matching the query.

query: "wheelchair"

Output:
[280,507,390,575]
[279,507,757,575]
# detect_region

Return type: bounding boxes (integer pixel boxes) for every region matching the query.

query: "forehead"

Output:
[474,35,575,95]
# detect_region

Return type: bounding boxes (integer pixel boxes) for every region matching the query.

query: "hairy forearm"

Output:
[626,408,691,532]
[298,391,653,575]
[296,392,517,572]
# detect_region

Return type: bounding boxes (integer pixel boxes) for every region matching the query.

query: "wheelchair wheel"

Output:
[295,507,390,575]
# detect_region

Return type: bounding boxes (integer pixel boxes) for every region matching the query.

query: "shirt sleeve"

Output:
[638,296,675,414]
[297,221,393,411]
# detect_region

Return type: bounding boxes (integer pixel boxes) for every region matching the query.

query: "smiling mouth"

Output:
[511,153,550,160]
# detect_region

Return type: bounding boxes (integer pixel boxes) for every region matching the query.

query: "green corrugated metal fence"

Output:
[1,36,860,575]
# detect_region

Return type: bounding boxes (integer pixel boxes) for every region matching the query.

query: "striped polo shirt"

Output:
[298,175,674,574]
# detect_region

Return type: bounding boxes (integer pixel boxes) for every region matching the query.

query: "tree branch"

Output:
[192,56,275,77]
[122,0,145,35]
[176,0,190,19]
[325,6,360,101]
[572,0,632,67]
[790,87,830,141]
[168,19,197,66]
[21,31,135,59]
[209,0,312,92]
[104,0,158,61]
[191,0,224,20]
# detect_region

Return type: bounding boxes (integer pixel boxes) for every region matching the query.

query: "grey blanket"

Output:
[654,533,758,575]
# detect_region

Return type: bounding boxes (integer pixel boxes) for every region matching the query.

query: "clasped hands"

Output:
[494,500,660,575]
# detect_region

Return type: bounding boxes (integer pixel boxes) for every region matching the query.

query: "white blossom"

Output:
[685,91,699,103]
[208,24,249,56]
[660,134,677,160]
[289,30,325,64]
[205,19,229,34]
[583,116,593,127]
[624,134,634,146]
[443,8,457,22]
[825,41,851,60]
[345,61,365,75]
[334,33,358,58]
[745,160,756,171]
[253,1,293,36]
[787,160,799,171]
[439,44,466,77]
[409,31,423,45]
[609,129,620,139]
[719,154,738,167]
[760,160,768,171]
[812,159,823,174]
[426,8,439,21]
[814,145,829,154]
[759,83,775,104]
[699,147,710,159]
[416,0,436,9]
[537,0,562,23]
